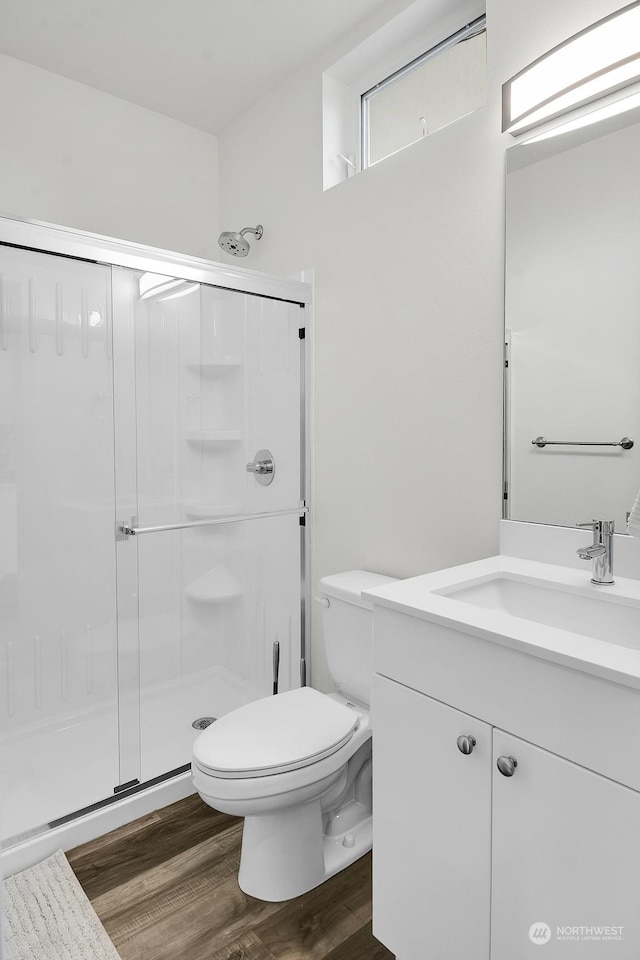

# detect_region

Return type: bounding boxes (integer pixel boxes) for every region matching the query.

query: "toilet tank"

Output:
[318,570,397,707]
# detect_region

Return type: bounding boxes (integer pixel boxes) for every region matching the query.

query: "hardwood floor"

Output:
[67,794,393,960]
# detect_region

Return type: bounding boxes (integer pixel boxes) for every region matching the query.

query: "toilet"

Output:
[191,569,396,902]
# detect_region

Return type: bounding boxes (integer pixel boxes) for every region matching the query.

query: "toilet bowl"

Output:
[191,569,396,902]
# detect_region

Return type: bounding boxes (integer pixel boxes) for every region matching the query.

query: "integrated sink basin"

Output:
[364,554,640,689]
[434,574,640,650]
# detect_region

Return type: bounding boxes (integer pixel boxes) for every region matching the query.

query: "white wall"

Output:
[217,0,627,691]
[0,54,219,259]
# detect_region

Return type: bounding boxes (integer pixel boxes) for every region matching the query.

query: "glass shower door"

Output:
[0,247,306,846]
[113,269,304,783]
[0,246,120,841]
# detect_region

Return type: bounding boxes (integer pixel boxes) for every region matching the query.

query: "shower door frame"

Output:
[0,213,312,842]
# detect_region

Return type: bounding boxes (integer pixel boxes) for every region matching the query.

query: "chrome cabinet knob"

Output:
[245,448,275,486]
[456,734,476,755]
[497,755,518,777]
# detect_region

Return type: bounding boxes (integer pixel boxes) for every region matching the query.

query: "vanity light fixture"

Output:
[502,0,640,136]
[524,88,640,143]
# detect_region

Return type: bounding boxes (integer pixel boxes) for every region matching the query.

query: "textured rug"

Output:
[3,850,121,960]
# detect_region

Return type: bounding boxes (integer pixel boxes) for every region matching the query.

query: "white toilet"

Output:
[191,569,396,902]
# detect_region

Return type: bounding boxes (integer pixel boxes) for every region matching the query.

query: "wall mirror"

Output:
[504,103,640,531]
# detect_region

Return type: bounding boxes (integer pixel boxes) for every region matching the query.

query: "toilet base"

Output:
[237,803,372,902]
[323,812,372,883]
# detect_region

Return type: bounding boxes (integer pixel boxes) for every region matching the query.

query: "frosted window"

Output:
[363,21,486,167]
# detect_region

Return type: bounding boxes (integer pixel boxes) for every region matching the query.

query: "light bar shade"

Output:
[503,1,640,135]
[524,88,640,144]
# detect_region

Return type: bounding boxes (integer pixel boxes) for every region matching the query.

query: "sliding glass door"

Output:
[0,249,305,844]
[113,268,304,784]
[0,246,120,837]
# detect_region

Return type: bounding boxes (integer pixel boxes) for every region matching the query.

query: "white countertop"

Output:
[364,555,640,691]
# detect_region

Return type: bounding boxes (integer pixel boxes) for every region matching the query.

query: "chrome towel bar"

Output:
[531,436,634,450]
[120,506,307,538]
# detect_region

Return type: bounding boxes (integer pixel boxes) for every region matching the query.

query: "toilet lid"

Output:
[193,687,359,778]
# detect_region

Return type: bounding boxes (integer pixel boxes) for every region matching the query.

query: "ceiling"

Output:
[0,0,392,134]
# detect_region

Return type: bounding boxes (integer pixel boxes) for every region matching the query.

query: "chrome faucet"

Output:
[576,519,614,584]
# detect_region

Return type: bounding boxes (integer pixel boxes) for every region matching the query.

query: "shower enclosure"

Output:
[0,218,310,849]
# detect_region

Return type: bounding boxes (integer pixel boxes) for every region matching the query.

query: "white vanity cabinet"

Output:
[373,675,492,959]
[373,673,640,959]
[491,730,640,959]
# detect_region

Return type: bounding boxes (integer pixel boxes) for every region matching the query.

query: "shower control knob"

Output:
[246,460,271,474]
[497,755,518,777]
[456,734,476,755]
[245,449,275,486]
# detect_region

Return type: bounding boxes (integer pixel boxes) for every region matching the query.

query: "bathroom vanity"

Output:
[362,83,640,960]
[363,17,640,960]
[367,544,640,958]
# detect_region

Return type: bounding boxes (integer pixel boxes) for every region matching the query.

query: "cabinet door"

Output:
[373,675,492,960]
[492,730,640,958]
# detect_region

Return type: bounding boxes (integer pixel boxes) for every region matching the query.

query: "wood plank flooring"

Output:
[67,794,393,960]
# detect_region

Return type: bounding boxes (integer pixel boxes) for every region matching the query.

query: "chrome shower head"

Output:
[218,224,263,257]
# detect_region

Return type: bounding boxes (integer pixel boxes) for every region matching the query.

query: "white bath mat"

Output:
[3,849,122,960]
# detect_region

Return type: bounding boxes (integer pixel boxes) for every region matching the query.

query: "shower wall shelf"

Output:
[186,357,242,375]
[185,566,242,604]
[184,429,242,445]
[184,501,242,520]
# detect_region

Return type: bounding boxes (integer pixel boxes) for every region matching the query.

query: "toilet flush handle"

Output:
[315,596,330,608]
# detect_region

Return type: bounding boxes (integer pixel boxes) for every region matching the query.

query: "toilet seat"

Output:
[193,687,359,779]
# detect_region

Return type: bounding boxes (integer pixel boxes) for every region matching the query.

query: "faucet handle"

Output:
[576,520,598,530]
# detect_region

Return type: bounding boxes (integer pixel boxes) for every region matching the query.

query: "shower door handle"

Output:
[117,505,306,538]
[246,449,275,485]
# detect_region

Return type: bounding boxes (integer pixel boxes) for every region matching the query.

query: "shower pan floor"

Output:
[0,667,263,845]
[139,666,263,781]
